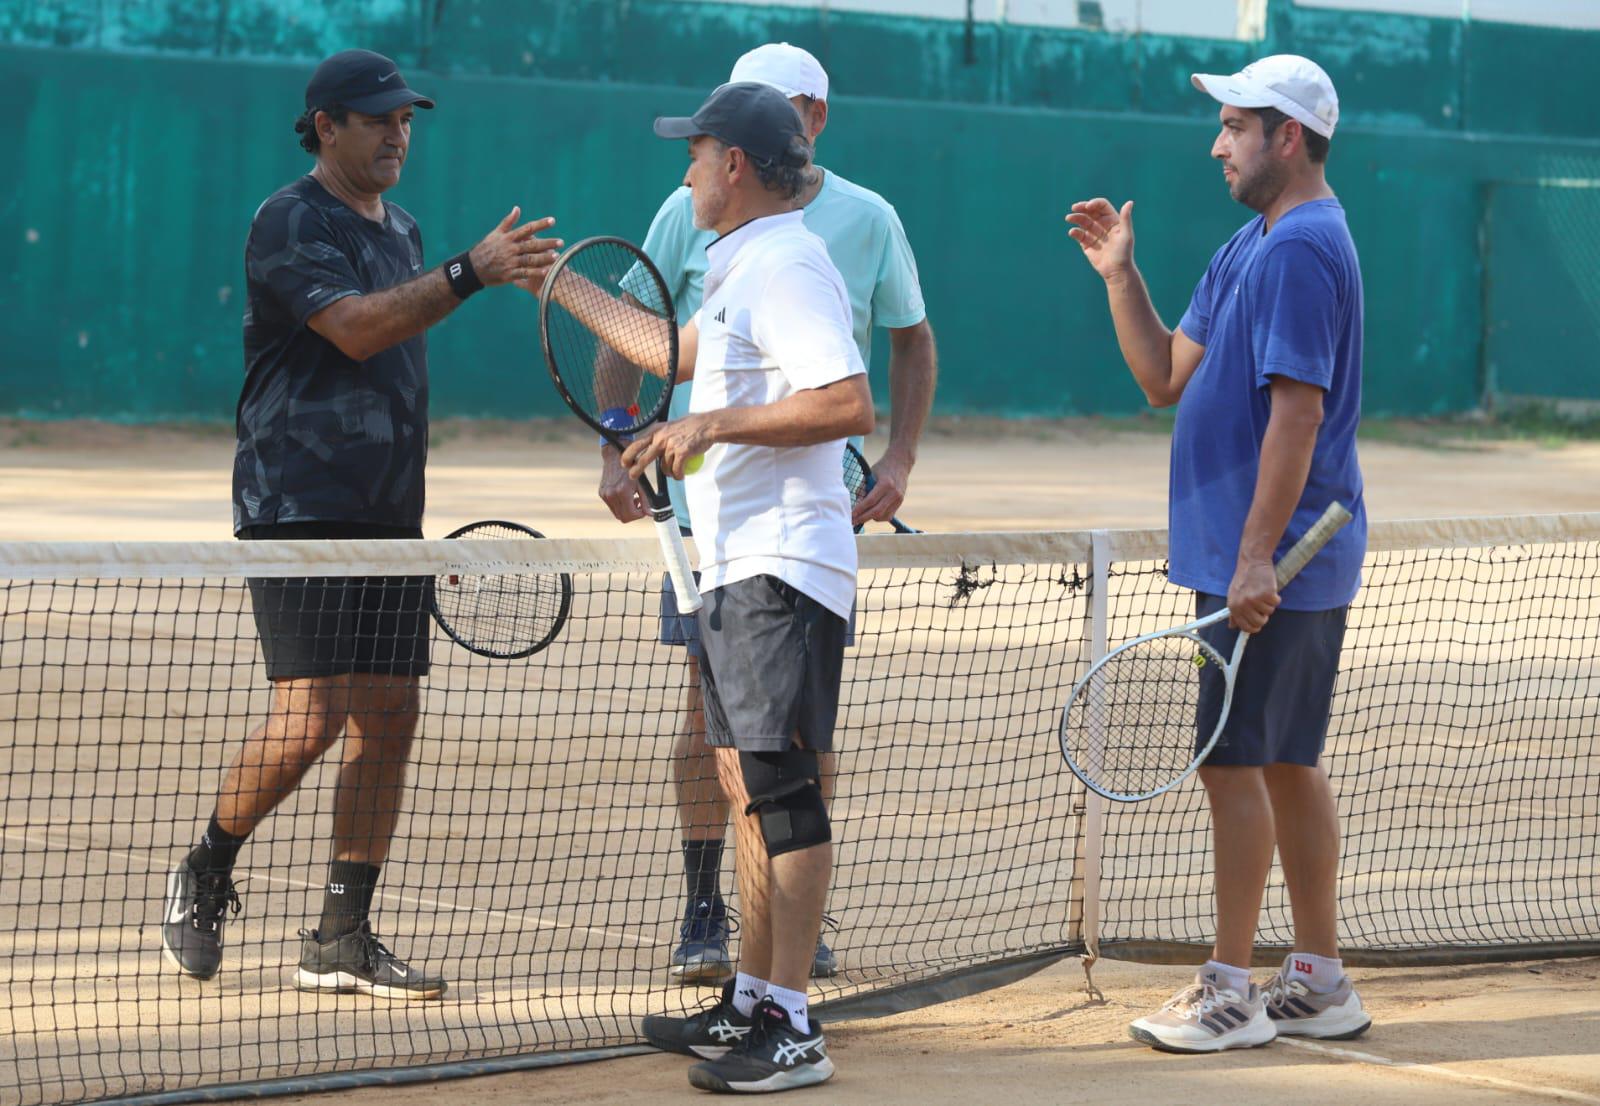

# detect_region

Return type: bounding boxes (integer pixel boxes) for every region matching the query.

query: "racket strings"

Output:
[433,523,572,658]
[843,446,871,503]
[545,240,674,435]
[1062,634,1223,799]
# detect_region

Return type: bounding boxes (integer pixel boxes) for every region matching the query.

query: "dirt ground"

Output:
[0,416,1594,541]
[1,418,1597,1106]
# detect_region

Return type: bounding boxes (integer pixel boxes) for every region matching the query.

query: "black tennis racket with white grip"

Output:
[538,236,701,613]
[843,443,919,534]
[1059,501,1353,802]
[430,520,573,659]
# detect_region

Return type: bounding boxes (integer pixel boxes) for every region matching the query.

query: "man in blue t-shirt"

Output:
[1066,55,1372,1053]
[603,43,938,986]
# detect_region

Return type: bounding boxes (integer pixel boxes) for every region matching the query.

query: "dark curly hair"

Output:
[749,134,814,201]
[294,105,349,154]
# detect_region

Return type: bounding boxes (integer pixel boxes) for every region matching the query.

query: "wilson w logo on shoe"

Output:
[772,1036,824,1066]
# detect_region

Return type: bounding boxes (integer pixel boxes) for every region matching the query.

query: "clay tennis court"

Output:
[0,420,1596,1106]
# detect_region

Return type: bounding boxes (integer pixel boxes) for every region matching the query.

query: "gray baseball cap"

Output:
[653,82,805,165]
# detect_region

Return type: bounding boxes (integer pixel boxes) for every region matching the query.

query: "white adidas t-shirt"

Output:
[685,210,865,620]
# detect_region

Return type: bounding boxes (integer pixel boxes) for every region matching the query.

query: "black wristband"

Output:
[443,251,484,300]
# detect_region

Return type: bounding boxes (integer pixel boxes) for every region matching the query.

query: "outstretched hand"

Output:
[1064,198,1136,281]
[470,207,562,287]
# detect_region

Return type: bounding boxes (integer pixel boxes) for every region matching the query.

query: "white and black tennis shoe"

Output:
[1263,959,1371,1039]
[1129,975,1277,1053]
[159,862,240,980]
[292,922,445,1000]
[643,979,755,1059]
[687,997,834,1094]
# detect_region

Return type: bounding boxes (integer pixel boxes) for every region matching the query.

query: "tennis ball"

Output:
[683,454,705,476]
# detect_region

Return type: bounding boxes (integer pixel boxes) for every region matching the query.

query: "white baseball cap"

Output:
[728,42,829,102]
[1191,54,1339,138]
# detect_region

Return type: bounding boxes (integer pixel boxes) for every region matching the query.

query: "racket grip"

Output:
[1274,501,1354,589]
[654,515,703,614]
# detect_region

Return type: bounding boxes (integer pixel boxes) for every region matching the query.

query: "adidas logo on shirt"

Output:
[713,306,726,324]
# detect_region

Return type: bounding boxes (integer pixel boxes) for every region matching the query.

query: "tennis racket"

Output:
[843,443,919,534]
[430,520,573,659]
[538,236,701,613]
[1059,501,1353,802]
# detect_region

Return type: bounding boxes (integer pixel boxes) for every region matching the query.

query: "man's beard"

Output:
[1231,158,1289,213]
[691,188,725,231]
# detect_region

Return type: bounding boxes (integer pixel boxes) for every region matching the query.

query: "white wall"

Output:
[696,0,1244,38]
[691,0,1600,36]
[1276,0,1600,31]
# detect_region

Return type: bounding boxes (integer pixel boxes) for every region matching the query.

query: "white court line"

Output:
[1279,1037,1600,1105]
[0,828,662,949]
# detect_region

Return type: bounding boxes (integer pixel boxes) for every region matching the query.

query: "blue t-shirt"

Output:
[1170,198,1367,611]
[635,168,926,521]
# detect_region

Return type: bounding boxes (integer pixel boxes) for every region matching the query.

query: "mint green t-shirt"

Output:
[637,168,926,521]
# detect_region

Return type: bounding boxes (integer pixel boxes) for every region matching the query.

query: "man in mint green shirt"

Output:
[600,42,938,986]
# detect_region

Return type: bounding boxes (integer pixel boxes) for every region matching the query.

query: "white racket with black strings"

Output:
[1059,502,1353,802]
[539,236,701,612]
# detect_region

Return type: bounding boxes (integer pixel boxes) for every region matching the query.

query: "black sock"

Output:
[186,814,248,876]
[318,861,381,940]
[682,839,724,907]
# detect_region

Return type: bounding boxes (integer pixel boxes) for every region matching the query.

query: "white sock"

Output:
[766,983,811,1035]
[1201,959,1252,996]
[732,972,768,1017]
[1286,952,1344,994]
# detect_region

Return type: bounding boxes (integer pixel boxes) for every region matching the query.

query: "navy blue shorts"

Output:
[1194,592,1347,767]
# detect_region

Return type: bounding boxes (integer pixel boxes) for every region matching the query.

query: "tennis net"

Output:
[0,515,1596,1105]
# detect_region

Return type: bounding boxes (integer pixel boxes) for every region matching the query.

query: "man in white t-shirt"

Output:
[623,81,871,1095]
[607,41,936,988]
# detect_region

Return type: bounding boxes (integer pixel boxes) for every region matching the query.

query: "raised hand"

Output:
[470,207,562,287]
[1065,198,1136,281]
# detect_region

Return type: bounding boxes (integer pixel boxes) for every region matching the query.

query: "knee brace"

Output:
[739,748,831,857]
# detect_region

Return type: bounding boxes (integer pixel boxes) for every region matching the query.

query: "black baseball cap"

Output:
[305,49,435,115]
[653,82,805,165]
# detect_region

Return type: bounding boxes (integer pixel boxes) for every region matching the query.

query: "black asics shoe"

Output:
[642,979,756,1059]
[687,997,834,1094]
[292,922,446,1000]
[160,863,240,980]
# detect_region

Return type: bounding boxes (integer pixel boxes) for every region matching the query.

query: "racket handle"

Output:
[1274,501,1354,589]
[654,514,703,614]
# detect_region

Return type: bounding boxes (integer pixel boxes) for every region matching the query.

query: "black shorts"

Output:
[696,575,847,753]
[1194,592,1347,767]
[241,521,431,681]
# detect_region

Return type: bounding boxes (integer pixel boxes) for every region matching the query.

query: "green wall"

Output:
[2,0,1598,419]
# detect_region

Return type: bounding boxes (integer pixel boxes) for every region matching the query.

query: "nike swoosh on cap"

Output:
[378,71,399,83]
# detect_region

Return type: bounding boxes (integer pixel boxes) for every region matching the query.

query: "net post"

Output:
[1073,530,1112,970]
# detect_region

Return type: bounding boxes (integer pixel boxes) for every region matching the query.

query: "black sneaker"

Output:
[687,997,834,1094]
[642,979,755,1059]
[160,863,240,980]
[670,898,736,985]
[292,922,446,1000]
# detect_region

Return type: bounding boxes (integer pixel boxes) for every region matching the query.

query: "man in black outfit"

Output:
[160,49,560,999]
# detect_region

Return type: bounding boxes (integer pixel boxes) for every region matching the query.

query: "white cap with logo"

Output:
[728,42,829,102]
[1191,54,1339,138]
